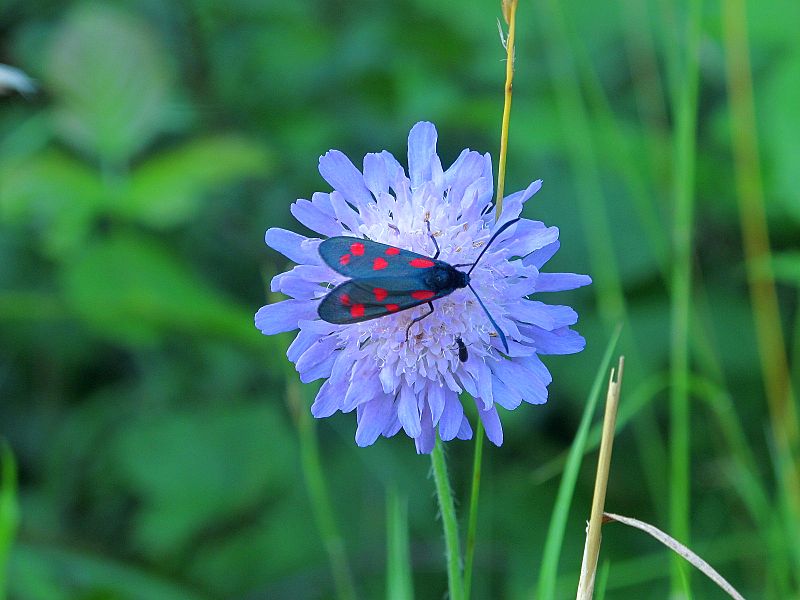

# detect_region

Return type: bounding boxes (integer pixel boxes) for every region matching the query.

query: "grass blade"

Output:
[535,325,622,599]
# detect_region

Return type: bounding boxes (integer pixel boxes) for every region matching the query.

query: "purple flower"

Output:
[256,122,590,453]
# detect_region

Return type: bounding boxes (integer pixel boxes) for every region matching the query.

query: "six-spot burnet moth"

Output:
[317,217,521,355]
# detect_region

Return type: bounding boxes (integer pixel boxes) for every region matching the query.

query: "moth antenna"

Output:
[466,217,520,276]
[467,283,509,354]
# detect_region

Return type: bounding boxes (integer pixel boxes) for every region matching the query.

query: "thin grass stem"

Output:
[576,357,625,599]
[290,381,358,600]
[721,0,800,584]
[667,0,702,594]
[536,325,622,599]
[495,0,517,217]
[431,440,464,600]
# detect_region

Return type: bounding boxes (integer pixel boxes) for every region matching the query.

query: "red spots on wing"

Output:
[340,293,351,306]
[350,304,365,318]
[410,258,434,268]
[373,287,388,302]
[350,242,365,256]
[385,304,399,312]
[339,253,351,266]
[411,290,435,300]
[373,257,389,270]
[385,247,401,256]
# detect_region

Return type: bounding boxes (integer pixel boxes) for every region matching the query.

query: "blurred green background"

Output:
[1,0,799,598]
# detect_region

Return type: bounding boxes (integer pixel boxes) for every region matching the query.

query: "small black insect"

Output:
[456,337,469,363]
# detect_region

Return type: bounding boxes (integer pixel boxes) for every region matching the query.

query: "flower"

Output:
[256,122,590,453]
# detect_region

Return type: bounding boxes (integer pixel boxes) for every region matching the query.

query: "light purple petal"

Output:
[382,415,402,438]
[492,376,523,410]
[415,403,435,454]
[319,150,373,206]
[490,357,549,404]
[290,193,342,237]
[363,152,390,196]
[265,228,322,265]
[513,300,556,329]
[407,122,437,189]
[509,220,559,256]
[343,363,383,412]
[536,273,592,292]
[329,191,363,234]
[456,415,473,440]
[478,403,503,446]
[427,382,446,425]
[495,180,542,230]
[295,337,340,383]
[398,385,421,438]
[356,394,395,447]
[521,325,586,355]
[462,356,493,409]
[311,380,341,418]
[286,320,337,362]
[271,274,324,299]
[525,240,561,269]
[438,390,463,441]
[255,300,318,335]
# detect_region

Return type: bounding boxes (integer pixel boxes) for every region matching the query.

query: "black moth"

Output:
[316,218,520,355]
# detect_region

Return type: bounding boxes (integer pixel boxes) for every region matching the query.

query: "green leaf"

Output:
[0,150,105,257]
[46,5,175,163]
[8,542,211,600]
[770,252,800,287]
[123,136,272,228]
[111,404,295,559]
[61,233,257,347]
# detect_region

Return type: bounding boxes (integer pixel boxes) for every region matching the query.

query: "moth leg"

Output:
[405,302,435,342]
[425,219,440,259]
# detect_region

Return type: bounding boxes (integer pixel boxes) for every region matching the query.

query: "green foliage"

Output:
[1,0,798,598]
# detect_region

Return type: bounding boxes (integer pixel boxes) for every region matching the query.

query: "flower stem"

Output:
[495,0,518,217]
[463,420,484,600]
[431,439,464,600]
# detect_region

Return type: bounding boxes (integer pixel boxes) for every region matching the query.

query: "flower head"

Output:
[256,122,590,453]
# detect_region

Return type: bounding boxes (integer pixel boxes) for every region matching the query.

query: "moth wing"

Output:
[318,236,438,278]
[317,278,444,324]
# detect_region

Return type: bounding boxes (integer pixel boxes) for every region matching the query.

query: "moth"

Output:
[317,218,520,355]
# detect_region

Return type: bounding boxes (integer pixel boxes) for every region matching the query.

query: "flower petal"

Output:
[319,150,373,206]
[398,384,421,438]
[265,228,322,265]
[525,240,560,269]
[356,394,395,447]
[490,357,549,404]
[456,415,473,440]
[427,382,446,425]
[295,336,339,383]
[438,389,464,441]
[290,193,342,237]
[521,325,587,355]
[536,273,592,292]
[407,121,438,189]
[255,300,318,335]
[415,403,435,454]
[478,403,503,446]
[492,376,523,410]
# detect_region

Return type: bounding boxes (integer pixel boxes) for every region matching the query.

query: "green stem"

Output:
[292,382,358,600]
[431,440,464,600]
[463,420,484,600]
[668,0,702,595]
